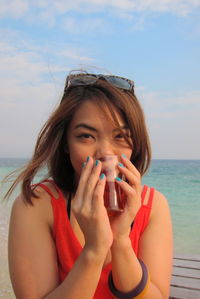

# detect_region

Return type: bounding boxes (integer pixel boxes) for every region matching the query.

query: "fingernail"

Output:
[95,160,99,166]
[122,154,126,159]
[115,177,122,182]
[100,173,105,179]
[118,162,124,167]
[82,162,86,168]
[86,156,90,162]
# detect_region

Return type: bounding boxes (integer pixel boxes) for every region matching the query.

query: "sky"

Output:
[0,0,200,159]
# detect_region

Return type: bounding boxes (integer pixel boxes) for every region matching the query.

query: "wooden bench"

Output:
[170,254,200,299]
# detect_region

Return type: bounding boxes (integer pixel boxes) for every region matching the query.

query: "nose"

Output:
[95,139,116,160]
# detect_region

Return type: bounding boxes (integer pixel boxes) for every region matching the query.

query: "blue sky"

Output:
[0,0,200,159]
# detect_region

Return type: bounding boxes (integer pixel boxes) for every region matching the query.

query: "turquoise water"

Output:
[142,159,200,254]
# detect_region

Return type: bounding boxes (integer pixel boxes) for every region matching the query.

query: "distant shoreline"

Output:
[0,157,200,161]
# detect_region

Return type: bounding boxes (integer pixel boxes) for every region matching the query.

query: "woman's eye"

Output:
[115,134,124,139]
[115,133,131,139]
[76,133,94,140]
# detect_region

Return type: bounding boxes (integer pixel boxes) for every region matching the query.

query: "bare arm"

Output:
[8,194,107,299]
[109,155,173,299]
[44,247,105,299]
[111,190,173,299]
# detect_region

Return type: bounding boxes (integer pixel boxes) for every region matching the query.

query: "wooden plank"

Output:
[170,254,200,299]
[171,276,200,290]
[174,254,200,261]
[173,259,200,270]
[170,286,200,299]
[173,267,200,279]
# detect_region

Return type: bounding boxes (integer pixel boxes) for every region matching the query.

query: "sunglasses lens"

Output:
[106,77,131,90]
[70,75,97,86]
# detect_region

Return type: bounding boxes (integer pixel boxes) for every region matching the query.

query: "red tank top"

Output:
[38,180,154,299]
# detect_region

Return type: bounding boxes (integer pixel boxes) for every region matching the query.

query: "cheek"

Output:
[126,150,132,160]
[119,148,132,160]
[69,148,88,175]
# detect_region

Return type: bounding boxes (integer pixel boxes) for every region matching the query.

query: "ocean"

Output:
[0,158,200,298]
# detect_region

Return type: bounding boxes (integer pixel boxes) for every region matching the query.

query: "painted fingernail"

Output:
[115,177,122,182]
[95,160,99,166]
[118,162,124,167]
[86,156,90,162]
[100,173,105,179]
[82,162,86,168]
[122,154,126,159]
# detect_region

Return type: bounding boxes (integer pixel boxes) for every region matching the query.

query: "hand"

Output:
[72,157,113,257]
[109,155,142,241]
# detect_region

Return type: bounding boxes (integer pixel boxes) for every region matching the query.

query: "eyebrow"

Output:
[74,123,98,132]
[73,123,129,132]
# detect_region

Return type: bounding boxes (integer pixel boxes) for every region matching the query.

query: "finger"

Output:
[115,177,136,207]
[118,163,140,185]
[82,160,102,196]
[73,156,94,207]
[92,173,106,210]
[121,154,141,177]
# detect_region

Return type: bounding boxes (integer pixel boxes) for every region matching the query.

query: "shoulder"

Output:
[11,180,66,229]
[152,188,170,213]
[142,185,171,221]
[149,188,172,226]
[9,186,60,298]
[33,180,62,200]
[142,185,169,207]
[11,183,54,229]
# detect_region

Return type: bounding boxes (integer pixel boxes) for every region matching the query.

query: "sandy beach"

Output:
[0,201,14,298]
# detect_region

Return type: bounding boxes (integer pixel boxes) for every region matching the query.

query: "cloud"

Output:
[0,30,96,157]
[126,0,200,16]
[138,88,200,119]
[1,0,200,36]
[0,0,28,18]
[61,16,111,35]
[136,87,200,130]
[136,87,200,158]
[172,90,200,106]
[58,48,94,64]
[0,29,95,106]
[1,0,200,21]
[0,29,94,80]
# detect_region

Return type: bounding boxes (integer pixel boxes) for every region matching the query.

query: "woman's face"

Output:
[67,100,133,178]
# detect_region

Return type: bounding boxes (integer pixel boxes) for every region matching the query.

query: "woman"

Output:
[7,72,173,298]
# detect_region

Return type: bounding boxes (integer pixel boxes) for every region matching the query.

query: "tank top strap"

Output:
[141,185,148,204]
[147,187,155,209]
[141,185,155,208]
[35,179,64,200]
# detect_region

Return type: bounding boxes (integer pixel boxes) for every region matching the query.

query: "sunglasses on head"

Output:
[64,72,135,93]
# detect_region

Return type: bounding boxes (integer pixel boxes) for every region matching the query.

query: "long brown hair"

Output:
[4,77,151,204]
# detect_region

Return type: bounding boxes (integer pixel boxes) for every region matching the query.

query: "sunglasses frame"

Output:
[64,72,135,93]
